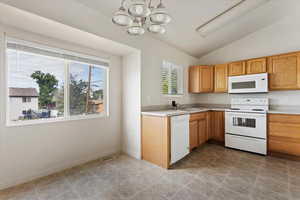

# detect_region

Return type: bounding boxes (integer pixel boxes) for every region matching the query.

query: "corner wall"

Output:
[122,52,142,159]
[0,26,123,190]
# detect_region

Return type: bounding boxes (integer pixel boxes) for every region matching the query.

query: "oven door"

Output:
[228,73,268,94]
[225,112,266,139]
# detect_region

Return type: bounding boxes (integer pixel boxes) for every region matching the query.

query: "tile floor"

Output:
[1,144,300,200]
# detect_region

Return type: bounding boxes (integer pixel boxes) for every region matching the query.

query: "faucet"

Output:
[172,100,179,110]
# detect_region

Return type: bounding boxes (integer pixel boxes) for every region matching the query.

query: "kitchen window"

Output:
[6,38,109,126]
[161,61,183,95]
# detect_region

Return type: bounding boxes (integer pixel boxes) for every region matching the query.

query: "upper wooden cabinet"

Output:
[189,66,214,93]
[246,58,267,74]
[228,61,246,76]
[214,64,228,93]
[268,52,300,90]
[189,66,200,93]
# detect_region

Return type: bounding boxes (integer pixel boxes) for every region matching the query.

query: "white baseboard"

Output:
[122,146,141,160]
[0,147,120,190]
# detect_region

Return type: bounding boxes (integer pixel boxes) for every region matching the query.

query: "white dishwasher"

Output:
[170,114,190,164]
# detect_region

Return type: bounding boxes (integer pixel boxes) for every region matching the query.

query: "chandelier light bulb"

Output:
[148,24,166,34]
[127,19,145,35]
[112,6,133,26]
[112,0,171,35]
[128,0,151,18]
[150,1,172,25]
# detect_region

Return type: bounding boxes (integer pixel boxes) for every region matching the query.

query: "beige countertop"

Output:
[141,105,300,117]
[141,107,226,117]
[268,106,300,115]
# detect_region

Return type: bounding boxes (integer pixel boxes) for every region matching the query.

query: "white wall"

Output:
[0,1,200,108]
[198,13,300,106]
[194,92,300,107]
[122,52,141,159]
[9,97,38,121]
[0,27,123,189]
[0,1,198,189]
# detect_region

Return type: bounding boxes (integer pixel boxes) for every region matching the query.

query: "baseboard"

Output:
[207,139,225,146]
[122,146,141,160]
[0,147,120,190]
[268,151,300,161]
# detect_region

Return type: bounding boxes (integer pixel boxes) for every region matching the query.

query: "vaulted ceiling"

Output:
[73,0,300,57]
[1,0,300,58]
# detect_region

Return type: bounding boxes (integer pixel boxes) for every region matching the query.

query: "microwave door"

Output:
[228,73,268,93]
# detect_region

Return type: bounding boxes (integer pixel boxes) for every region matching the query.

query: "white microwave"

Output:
[228,73,268,94]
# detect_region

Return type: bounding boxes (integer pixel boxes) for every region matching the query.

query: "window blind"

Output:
[161,61,183,95]
[7,38,109,67]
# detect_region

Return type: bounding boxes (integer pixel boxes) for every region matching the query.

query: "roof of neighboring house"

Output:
[9,87,39,97]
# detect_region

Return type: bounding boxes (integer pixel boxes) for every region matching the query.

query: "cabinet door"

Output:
[198,118,207,146]
[199,66,214,92]
[246,58,267,74]
[189,66,200,93]
[211,111,225,143]
[228,61,246,76]
[189,121,199,150]
[214,64,228,93]
[268,52,300,90]
[268,114,300,156]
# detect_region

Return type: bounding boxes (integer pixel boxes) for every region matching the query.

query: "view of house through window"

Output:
[7,39,108,124]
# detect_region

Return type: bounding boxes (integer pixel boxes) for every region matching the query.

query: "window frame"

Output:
[22,97,32,103]
[161,60,184,96]
[5,37,110,127]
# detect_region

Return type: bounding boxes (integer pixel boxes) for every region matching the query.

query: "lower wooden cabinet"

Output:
[189,112,209,150]
[268,114,300,157]
[198,117,208,146]
[210,111,225,143]
[142,115,170,168]
[189,120,199,150]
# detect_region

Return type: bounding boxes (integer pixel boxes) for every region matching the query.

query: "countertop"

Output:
[141,107,227,117]
[141,105,300,117]
[268,107,300,115]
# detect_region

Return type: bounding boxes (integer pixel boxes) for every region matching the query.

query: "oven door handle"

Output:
[226,112,266,118]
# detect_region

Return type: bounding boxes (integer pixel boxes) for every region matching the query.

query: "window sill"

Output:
[6,113,108,127]
[162,94,184,98]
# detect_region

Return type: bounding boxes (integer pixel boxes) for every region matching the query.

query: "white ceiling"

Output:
[73,0,300,58]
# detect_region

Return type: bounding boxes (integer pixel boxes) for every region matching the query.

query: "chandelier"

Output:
[112,0,172,36]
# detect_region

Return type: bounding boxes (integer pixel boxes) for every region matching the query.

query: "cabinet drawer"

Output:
[269,122,300,139]
[269,137,300,156]
[269,114,300,123]
[190,112,207,121]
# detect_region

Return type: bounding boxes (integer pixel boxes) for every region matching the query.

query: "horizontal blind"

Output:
[7,38,109,67]
[161,61,183,95]
[161,62,170,94]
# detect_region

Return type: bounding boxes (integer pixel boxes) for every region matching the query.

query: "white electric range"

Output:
[225,98,269,155]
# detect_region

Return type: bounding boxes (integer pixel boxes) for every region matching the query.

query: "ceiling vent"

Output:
[196,0,270,37]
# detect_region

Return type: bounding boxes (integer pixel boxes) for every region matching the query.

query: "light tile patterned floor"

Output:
[1,144,300,200]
